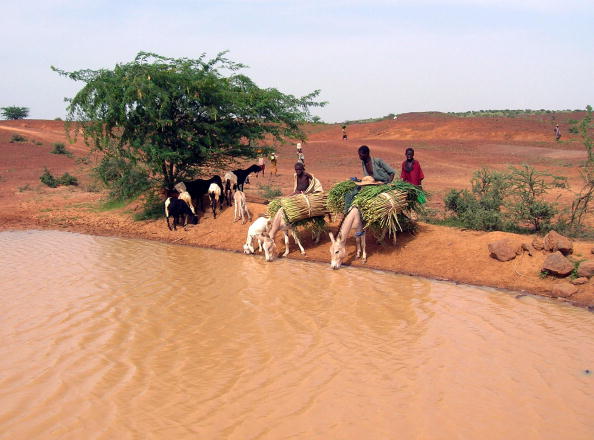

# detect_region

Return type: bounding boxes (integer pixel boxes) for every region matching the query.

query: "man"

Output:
[297,150,305,165]
[342,125,348,140]
[292,162,322,195]
[401,147,424,186]
[358,145,395,184]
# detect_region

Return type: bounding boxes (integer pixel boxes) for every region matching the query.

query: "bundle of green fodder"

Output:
[327,180,427,237]
[266,193,329,234]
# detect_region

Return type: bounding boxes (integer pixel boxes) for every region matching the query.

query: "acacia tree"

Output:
[52,52,325,189]
[1,106,29,120]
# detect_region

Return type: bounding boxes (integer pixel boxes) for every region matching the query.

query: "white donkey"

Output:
[261,208,306,261]
[328,207,366,270]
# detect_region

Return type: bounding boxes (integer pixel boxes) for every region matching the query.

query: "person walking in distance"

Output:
[269,152,278,176]
[342,125,348,141]
[400,147,424,187]
[554,124,561,141]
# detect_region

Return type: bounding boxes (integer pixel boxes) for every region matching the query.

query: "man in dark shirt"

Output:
[358,145,395,183]
[400,147,424,186]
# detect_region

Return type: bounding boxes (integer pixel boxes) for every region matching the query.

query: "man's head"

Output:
[358,145,370,161]
[294,162,305,176]
[405,147,415,160]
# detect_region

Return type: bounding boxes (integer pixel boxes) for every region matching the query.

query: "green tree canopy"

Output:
[52,51,325,188]
[1,106,29,120]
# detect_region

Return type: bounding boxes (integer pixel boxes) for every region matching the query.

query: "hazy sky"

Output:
[1,0,593,122]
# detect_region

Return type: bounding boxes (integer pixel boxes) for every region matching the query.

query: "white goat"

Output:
[208,183,222,218]
[243,216,272,257]
[177,190,196,216]
[233,190,251,224]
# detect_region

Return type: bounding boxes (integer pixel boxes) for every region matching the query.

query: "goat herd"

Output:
[164,163,364,269]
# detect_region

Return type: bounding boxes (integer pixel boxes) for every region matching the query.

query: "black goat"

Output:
[232,165,262,191]
[176,175,224,213]
[165,197,195,231]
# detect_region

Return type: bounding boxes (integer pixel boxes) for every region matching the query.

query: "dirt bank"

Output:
[2,116,593,309]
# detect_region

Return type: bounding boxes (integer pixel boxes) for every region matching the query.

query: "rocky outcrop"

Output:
[571,277,589,285]
[551,282,578,298]
[577,261,594,278]
[542,251,573,276]
[532,237,544,251]
[543,231,573,255]
[488,239,520,262]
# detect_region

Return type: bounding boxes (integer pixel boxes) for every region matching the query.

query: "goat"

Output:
[232,164,262,191]
[177,191,197,216]
[164,197,194,231]
[208,183,223,218]
[243,216,272,257]
[175,175,223,213]
[223,171,238,206]
[233,190,251,224]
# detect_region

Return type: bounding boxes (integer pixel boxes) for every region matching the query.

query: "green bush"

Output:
[51,142,72,157]
[10,134,27,143]
[94,155,150,201]
[40,168,58,187]
[58,172,78,186]
[259,184,282,200]
[134,190,164,221]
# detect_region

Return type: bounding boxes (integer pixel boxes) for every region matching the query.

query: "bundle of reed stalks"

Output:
[280,192,329,223]
[266,194,328,234]
[353,189,410,239]
[327,180,357,214]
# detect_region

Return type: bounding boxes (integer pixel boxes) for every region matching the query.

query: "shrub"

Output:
[134,190,164,221]
[51,142,72,157]
[94,155,150,201]
[569,127,578,134]
[40,168,58,187]
[10,134,27,143]
[259,184,282,200]
[58,172,78,186]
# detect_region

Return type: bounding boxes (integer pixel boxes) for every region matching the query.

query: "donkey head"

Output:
[259,231,277,262]
[329,232,347,270]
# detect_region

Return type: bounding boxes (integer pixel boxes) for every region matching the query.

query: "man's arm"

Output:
[377,158,396,182]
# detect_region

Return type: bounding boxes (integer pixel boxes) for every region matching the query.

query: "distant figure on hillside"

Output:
[401,147,424,187]
[296,142,302,153]
[297,150,305,165]
[269,152,278,176]
[554,124,561,141]
[257,156,265,177]
[358,145,395,184]
[292,162,323,195]
[342,125,348,141]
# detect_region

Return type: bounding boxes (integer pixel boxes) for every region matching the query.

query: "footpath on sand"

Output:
[2,189,594,310]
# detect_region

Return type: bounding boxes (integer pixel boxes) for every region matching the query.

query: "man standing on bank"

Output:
[400,147,424,186]
[358,145,395,184]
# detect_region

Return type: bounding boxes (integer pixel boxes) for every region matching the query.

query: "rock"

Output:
[541,251,574,276]
[543,231,573,255]
[532,237,544,251]
[551,282,578,298]
[591,247,594,254]
[571,277,589,285]
[570,291,594,307]
[577,261,594,278]
[488,239,519,262]
[521,242,535,256]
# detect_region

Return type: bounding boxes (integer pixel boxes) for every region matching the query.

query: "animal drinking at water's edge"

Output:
[208,183,223,218]
[328,207,366,269]
[260,208,307,261]
[243,216,272,256]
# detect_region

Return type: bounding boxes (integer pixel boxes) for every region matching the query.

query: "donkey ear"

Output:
[329,232,335,244]
[265,220,272,231]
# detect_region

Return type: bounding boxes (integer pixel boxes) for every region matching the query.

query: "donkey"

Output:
[260,208,306,261]
[328,207,366,270]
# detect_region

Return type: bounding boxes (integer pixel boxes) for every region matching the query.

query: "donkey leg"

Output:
[361,233,367,262]
[355,236,361,258]
[292,230,306,255]
[283,232,291,257]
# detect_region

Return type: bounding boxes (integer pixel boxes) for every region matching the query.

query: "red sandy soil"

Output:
[1,115,594,309]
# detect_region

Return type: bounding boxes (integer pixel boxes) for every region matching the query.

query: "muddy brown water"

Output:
[1,230,593,439]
